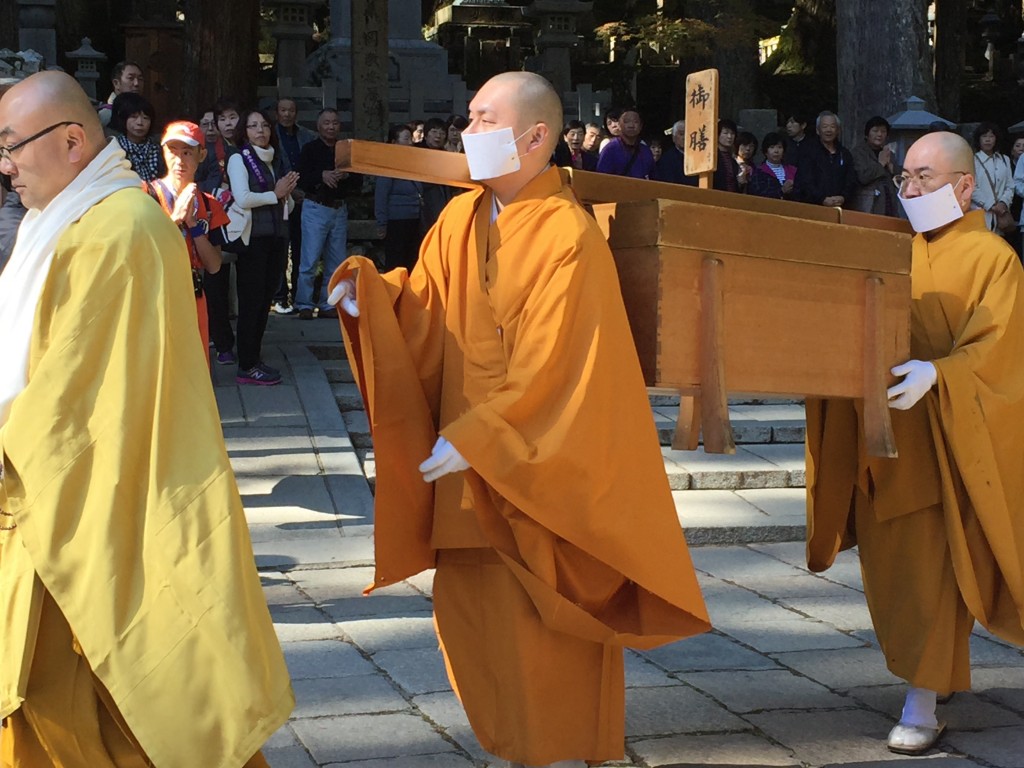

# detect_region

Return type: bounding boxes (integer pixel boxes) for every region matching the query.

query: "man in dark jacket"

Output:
[795,111,856,207]
[294,108,362,319]
[655,120,698,186]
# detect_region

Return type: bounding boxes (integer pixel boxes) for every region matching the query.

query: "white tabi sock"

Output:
[900,686,938,728]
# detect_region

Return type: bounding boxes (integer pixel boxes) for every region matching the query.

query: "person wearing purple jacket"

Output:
[596,109,656,180]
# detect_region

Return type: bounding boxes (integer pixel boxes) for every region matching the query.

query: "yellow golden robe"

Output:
[806,210,1024,690]
[334,166,710,764]
[0,188,293,766]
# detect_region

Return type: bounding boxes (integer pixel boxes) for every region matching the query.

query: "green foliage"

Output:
[594,16,718,64]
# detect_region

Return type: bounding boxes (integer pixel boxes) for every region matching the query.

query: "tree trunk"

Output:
[765,0,836,77]
[351,0,389,140]
[934,0,966,121]
[683,0,760,121]
[0,0,17,51]
[836,0,933,147]
[182,0,260,117]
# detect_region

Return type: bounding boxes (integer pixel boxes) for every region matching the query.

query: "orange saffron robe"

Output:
[806,211,1024,678]
[334,166,709,763]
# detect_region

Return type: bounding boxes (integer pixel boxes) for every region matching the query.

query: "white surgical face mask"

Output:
[461,126,533,180]
[898,177,965,233]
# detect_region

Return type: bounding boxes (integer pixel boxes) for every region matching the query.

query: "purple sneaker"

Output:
[236,365,281,386]
[216,350,237,366]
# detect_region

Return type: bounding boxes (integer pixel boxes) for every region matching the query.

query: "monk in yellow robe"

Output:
[327,72,710,767]
[0,73,292,766]
[806,131,1024,755]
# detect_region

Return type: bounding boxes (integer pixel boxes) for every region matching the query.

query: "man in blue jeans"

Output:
[294,108,361,319]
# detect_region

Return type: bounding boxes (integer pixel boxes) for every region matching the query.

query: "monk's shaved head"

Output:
[0,71,108,210]
[905,130,974,175]
[484,71,563,154]
[0,71,104,146]
[901,130,976,213]
[464,71,564,203]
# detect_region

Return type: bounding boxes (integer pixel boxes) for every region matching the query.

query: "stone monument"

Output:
[17,0,56,69]
[308,0,469,126]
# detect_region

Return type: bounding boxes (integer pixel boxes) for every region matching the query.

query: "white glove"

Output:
[327,279,359,317]
[887,360,937,410]
[419,436,469,483]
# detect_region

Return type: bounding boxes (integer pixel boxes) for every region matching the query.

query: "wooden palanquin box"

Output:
[332,141,914,457]
[590,199,913,456]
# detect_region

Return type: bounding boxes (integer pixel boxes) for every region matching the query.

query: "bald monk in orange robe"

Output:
[328,72,710,767]
[806,131,1024,755]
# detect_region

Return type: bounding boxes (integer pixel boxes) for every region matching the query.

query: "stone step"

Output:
[331,375,809,493]
[675,487,806,545]
[664,443,805,491]
[653,402,806,446]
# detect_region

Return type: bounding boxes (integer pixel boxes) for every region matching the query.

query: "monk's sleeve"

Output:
[330,221,452,589]
[929,245,1024,524]
[440,220,709,645]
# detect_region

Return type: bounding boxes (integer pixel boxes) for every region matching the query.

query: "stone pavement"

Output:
[216,315,1024,768]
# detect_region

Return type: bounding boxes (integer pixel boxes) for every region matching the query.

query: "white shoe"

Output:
[887,720,946,755]
[271,302,294,315]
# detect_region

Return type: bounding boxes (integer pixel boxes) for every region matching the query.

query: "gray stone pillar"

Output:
[18,0,56,68]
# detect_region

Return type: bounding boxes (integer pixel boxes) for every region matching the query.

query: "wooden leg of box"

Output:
[671,395,701,451]
[700,257,736,454]
[863,276,898,458]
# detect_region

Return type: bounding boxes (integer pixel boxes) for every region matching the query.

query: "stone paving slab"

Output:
[222,427,323,476]
[239,384,308,427]
[290,712,459,764]
[675,490,806,545]
[236,323,1024,768]
[640,632,783,674]
[680,668,851,713]
[625,685,752,737]
[324,755,476,768]
[629,732,800,767]
[745,709,923,766]
[253,531,375,569]
[282,639,379,680]
[411,691,490,764]
[238,475,339,525]
[664,448,791,491]
[338,613,439,654]
[943,724,1024,768]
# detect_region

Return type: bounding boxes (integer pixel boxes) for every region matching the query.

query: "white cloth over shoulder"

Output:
[0,138,139,426]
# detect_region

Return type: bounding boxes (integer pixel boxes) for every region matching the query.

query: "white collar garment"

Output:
[0,138,139,426]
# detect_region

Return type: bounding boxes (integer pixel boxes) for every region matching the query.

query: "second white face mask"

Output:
[898,179,965,233]
[462,127,526,180]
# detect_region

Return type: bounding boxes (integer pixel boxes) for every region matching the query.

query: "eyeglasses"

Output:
[199,119,216,128]
[0,121,83,164]
[893,170,966,193]
[246,123,271,131]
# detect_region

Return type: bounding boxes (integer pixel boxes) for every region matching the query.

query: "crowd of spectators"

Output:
[5,64,1024,386]
[568,104,1024,257]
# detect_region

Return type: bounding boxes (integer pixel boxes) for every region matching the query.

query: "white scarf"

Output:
[0,138,140,426]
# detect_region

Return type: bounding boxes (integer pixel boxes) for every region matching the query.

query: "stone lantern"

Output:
[66,38,107,100]
[885,96,956,170]
[524,0,592,97]
[265,0,320,84]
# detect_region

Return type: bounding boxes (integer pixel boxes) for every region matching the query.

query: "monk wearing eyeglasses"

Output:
[0,71,291,768]
[806,130,1024,756]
